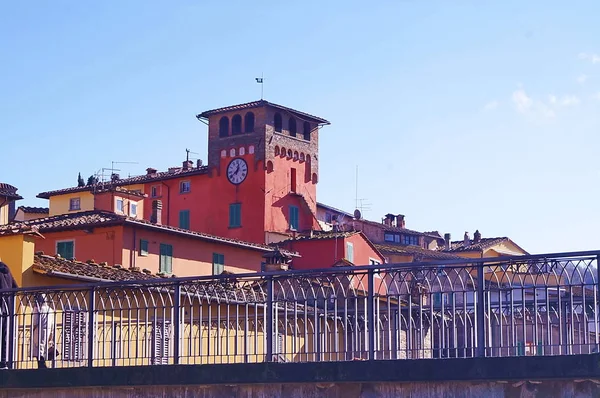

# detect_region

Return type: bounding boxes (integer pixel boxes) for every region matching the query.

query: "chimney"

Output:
[463,232,470,247]
[444,233,451,250]
[196,159,203,168]
[396,214,405,229]
[110,173,120,181]
[151,200,163,225]
[383,214,394,227]
[473,229,481,244]
[146,167,158,176]
[182,160,194,170]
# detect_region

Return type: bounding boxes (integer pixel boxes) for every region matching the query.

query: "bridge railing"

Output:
[1,250,599,368]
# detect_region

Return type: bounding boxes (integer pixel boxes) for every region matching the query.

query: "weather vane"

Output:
[255,73,264,100]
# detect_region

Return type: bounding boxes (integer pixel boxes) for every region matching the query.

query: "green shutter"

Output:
[212,253,224,275]
[229,204,241,227]
[140,239,149,256]
[179,210,190,229]
[159,244,173,274]
[289,206,299,230]
[57,241,74,259]
[517,341,525,356]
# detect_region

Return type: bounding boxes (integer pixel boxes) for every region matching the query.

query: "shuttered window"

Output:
[151,320,171,365]
[289,205,299,231]
[140,239,149,256]
[56,241,74,259]
[212,253,225,275]
[63,310,87,362]
[179,210,190,230]
[159,244,173,274]
[229,203,241,228]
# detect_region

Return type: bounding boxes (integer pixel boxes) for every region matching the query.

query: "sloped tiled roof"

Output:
[316,202,353,218]
[355,219,425,236]
[375,244,462,260]
[33,253,161,282]
[278,230,359,242]
[0,211,298,255]
[37,167,208,199]
[17,206,49,214]
[445,237,528,254]
[196,100,330,125]
[0,183,22,200]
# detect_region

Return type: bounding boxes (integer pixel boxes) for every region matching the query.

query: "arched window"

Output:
[244,112,255,133]
[232,114,242,135]
[287,149,292,158]
[219,116,229,137]
[312,173,318,184]
[293,151,299,160]
[274,113,282,132]
[266,161,274,173]
[289,117,297,137]
[300,153,305,162]
[303,122,311,141]
[281,147,286,157]
[275,146,280,156]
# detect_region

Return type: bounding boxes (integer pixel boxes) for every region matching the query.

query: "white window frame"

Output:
[69,197,81,211]
[346,242,354,263]
[179,180,191,194]
[130,202,138,218]
[56,239,75,259]
[116,198,124,213]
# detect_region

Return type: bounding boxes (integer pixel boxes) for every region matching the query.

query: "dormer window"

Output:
[384,233,400,243]
[403,235,420,246]
[69,198,81,211]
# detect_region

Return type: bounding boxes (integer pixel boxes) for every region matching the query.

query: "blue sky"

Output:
[1,1,599,254]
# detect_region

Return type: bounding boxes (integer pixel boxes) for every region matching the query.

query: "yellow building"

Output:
[444,230,528,259]
[13,206,49,222]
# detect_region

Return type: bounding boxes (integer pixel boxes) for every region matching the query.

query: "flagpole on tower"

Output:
[256,73,264,100]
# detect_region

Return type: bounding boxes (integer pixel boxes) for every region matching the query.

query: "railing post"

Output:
[476,263,486,357]
[368,269,375,360]
[88,287,95,368]
[173,282,181,365]
[7,292,16,369]
[596,255,600,352]
[266,276,273,362]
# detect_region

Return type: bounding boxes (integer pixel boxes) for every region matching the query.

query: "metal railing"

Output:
[0,250,599,369]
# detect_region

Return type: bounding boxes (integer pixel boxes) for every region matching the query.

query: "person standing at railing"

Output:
[0,261,17,370]
[32,293,55,369]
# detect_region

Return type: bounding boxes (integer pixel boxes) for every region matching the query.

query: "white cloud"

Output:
[577,74,588,84]
[560,95,580,106]
[511,88,555,119]
[579,52,600,64]
[548,94,557,105]
[512,89,532,113]
[483,100,499,111]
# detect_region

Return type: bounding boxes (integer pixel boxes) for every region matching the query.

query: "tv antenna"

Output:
[185,148,200,162]
[354,165,371,217]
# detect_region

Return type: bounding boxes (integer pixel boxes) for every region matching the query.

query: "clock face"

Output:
[227,158,248,185]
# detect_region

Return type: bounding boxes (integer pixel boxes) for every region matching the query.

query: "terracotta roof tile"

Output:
[37,167,208,199]
[196,100,330,125]
[33,253,161,282]
[355,219,425,236]
[0,210,297,255]
[277,230,359,242]
[0,183,22,200]
[375,244,462,260]
[446,237,510,252]
[17,206,49,214]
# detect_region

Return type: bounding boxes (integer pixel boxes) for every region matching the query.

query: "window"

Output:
[179,210,190,229]
[274,113,282,132]
[69,197,81,211]
[229,203,241,228]
[290,168,297,192]
[384,233,394,242]
[244,112,255,132]
[303,121,311,141]
[151,320,172,365]
[130,202,138,217]
[212,253,225,275]
[346,242,354,263]
[140,239,149,256]
[179,181,190,193]
[232,114,242,135]
[116,198,124,213]
[159,243,173,274]
[403,235,419,246]
[62,310,87,362]
[325,212,333,223]
[289,205,299,230]
[219,116,229,137]
[57,241,74,259]
[151,186,159,198]
[288,117,297,137]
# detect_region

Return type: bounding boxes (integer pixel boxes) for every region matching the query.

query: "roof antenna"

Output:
[185,148,199,162]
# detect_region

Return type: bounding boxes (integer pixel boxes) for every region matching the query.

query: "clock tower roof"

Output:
[196,100,330,125]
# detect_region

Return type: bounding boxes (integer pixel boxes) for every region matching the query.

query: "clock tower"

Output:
[196,100,330,244]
